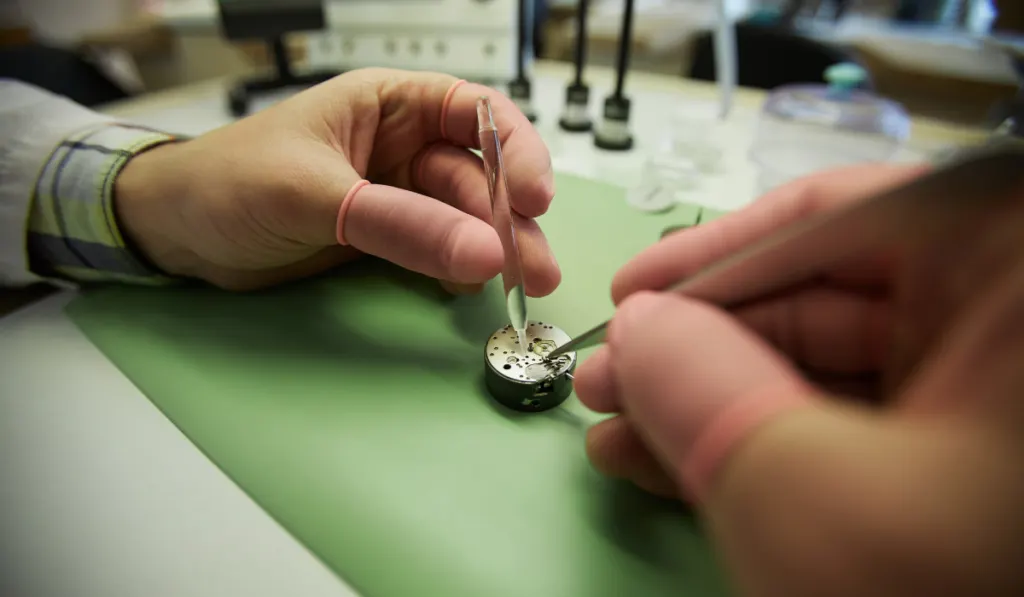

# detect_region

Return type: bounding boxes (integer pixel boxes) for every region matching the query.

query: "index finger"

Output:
[371,70,553,217]
[610,163,928,305]
[439,80,554,218]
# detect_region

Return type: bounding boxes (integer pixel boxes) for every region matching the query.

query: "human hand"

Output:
[572,164,949,499]
[113,69,560,294]
[577,160,1024,597]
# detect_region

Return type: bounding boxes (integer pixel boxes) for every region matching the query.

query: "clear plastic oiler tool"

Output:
[477,96,529,354]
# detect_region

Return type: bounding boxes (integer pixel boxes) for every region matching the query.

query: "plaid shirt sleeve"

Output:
[25,122,181,285]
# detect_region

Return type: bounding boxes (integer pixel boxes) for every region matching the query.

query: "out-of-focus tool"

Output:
[559,0,592,132]
[477,96,530,353]
[713,0,737,120]
[594,0,635,151]
[509,0,538,123]
[546,142,1024,360]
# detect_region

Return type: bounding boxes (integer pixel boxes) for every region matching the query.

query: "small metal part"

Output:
[484,321,577,412]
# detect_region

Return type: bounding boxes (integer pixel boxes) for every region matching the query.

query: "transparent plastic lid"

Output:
[761,63,911,142]
[750,63,913,194]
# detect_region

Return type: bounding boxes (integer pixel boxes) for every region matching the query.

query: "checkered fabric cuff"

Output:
[26,123,180,285]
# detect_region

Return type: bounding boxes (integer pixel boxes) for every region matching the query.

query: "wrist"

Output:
[114,140,199,278]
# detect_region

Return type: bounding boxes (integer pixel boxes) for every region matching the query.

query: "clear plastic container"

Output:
[662,105,725,173]
[749,63,911,194]
[623,103,725,213]
[625,153,701,213]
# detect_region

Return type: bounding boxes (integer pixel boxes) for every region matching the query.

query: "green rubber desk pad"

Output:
[66,174,732,597]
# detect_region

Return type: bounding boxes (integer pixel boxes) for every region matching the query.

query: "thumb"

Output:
[607,291,817,501]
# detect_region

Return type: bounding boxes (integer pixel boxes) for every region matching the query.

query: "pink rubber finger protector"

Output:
[336,179,371,246]
[680,382,813,504]
[338,78,465,245]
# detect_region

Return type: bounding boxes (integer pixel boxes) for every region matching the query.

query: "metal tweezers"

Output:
[546,141,1024,360]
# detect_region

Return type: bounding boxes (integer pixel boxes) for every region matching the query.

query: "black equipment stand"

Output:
[593,0,636,151]
[509,0,538,122]
[217,0,340,117]
[559,0,592,132]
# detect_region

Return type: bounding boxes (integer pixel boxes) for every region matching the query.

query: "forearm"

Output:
[0,79,110,286]
[702,404,1024,597]
[0,79,180,286]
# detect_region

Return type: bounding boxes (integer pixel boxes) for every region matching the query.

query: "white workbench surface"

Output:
[0,61,985,597]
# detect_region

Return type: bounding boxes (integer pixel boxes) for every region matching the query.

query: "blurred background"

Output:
[0,0,1021,127]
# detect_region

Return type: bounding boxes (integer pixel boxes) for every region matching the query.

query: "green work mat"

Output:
[67,173,732,597]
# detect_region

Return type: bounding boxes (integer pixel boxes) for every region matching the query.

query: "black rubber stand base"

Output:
[594,133,634,151]
[513,99,537,123]
[559,117,592,132]
[509,77,537,123]
[593,94,633,151]
[559,83,591,132]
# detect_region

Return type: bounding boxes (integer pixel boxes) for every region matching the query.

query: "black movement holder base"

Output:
[510,0,538,123]
[484,322,577,413]
[593,0,635,151]
[559,0,592,132]
[218,0,339,117]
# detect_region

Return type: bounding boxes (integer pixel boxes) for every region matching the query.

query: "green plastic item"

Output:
[66,173,734,597]
[824,62,867,92]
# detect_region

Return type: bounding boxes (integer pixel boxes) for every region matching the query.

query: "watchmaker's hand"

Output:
[575,162,1024,597]
[574,164,927,497]
[114,69,560,294]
